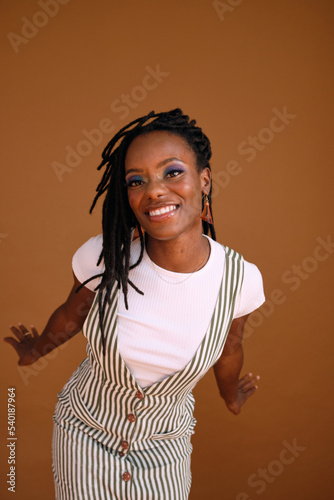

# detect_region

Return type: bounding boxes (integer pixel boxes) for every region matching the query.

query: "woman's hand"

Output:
[4,323,41,366]
[225,373,260,415]
[4,275,95,367]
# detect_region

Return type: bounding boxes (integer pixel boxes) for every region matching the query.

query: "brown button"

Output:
[122,472,131,482]
[135,391,144,399]
[127,414,136,423]
[121,440,129,449]
[119,451,125,457]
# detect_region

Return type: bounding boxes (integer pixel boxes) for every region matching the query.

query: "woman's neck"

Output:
[145,232,210,273]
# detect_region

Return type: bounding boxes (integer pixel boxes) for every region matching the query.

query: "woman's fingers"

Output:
[17,323,31,336]
[9,324,27,341]
[239,373,260,392]
[3,336,20,349]
[30,325,39,338]
[5,324,38,356]
[242,385,257,404]
[8,323,36,341]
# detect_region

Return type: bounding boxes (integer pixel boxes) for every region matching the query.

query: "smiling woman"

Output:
[5,109,265,499]
[125,131,210,256]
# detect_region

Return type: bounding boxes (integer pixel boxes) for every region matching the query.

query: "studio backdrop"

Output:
[1,1,333,499]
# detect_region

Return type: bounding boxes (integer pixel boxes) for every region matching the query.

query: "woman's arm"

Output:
[213,314,259,415]
[4,274,95,366]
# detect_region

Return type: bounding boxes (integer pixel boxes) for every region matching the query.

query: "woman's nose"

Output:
[145,177,168,199]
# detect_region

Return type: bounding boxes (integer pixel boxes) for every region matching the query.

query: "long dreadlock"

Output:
[77,108,216,354]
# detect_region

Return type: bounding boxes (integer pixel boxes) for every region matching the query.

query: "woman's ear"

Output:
[200,167,211,195]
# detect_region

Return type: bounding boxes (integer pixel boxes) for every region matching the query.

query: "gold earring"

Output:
[200,194,213,224]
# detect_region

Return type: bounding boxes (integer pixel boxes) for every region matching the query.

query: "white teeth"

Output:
[148,205,176,216]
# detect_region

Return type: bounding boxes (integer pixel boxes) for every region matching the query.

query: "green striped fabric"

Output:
[52,246,244,499]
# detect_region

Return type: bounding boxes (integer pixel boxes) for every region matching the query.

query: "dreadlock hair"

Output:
[77,108,216,354]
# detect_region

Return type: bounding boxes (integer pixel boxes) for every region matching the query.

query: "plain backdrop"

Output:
[1,1,333,499]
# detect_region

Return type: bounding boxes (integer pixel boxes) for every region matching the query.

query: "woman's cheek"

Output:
[127,191,139,212]
[128,192,147,225]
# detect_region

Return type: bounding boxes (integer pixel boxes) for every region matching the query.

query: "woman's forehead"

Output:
[125,131,195,167]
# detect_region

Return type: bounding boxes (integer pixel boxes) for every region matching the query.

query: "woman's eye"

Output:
[126,178,143,188]
[165,168,184,179]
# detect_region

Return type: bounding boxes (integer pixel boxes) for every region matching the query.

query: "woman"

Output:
[5,109,265,499]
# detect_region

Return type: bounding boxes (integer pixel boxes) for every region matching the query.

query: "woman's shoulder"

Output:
[71,234,142,289]
[210,238,261,272]
[234,257,265,318]
[207,237,245,267]
[72,235,104,289]
[79,234,103,248]
[73,234,103,262]
[209,237,265,316]
[215,238,264,293]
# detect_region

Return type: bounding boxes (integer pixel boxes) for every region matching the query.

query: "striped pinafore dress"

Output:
[52,246,244,500]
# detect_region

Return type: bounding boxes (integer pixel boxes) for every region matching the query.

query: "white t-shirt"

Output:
[73,235,265,388]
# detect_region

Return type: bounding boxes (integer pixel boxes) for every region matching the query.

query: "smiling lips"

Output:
[146,204,178,218]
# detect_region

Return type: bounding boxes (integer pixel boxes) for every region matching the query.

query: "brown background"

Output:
[1,0,334,499]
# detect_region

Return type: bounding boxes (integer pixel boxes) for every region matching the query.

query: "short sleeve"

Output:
[233,260,265,318]
[72,235,104,292]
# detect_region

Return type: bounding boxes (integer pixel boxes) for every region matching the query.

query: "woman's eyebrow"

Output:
[157,157,185,167]
[126,157,185,175]
[125,169,142,175]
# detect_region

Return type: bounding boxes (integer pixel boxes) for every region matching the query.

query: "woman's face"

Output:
[124,131,211,242]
